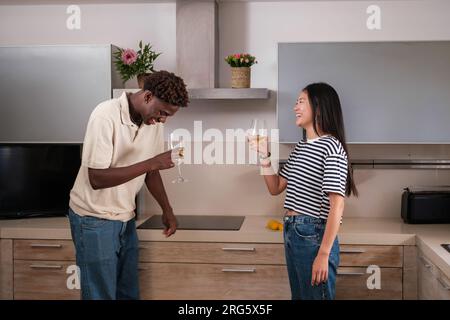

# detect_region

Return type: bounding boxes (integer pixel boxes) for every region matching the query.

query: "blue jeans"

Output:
[68,208,139,300]
[283,214,340,300]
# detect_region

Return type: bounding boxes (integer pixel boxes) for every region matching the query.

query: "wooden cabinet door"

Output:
[418,252,450,300]
[339,245,403,267]
[139,262,290,300]
[336,267,403,300]
[435,271,450,300]
[417,254,438,300]
[14,260,80,300]
[139,242,286,265]
[0,240,13,300]
[14,240,75,261]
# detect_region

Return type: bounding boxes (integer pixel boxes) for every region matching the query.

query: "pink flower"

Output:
[121,48,137,65]
[234,53,241,59]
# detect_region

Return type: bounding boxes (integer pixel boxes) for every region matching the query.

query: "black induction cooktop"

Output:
[442,244,450,253]
[138,215,245,231]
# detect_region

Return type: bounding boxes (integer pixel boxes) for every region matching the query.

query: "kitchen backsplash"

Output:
[139,143,450,219]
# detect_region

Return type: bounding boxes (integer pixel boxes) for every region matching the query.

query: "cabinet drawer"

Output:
[418,251,450,300]
[339,245,403,268]
[14,260,80,300]
[139,262,290,300]
[435,271,450,300]
[336,267,402,300]
[417,253,439,299]
[139,242,286,265]
[0,239,13,300]
[14,240,75,261]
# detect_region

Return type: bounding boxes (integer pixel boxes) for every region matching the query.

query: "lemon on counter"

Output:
[266,219,283,231]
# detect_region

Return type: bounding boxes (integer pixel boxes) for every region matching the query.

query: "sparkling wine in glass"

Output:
[248,119,268,155]
[168,132,188,183]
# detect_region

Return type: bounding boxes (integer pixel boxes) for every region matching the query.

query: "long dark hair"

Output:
[303,82,358,197]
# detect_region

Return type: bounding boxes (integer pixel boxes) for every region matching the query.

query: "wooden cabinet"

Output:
[138,242,407,300]
[138,241,289,300]
[336,267,403,300]
[2,238,417,300]
[435,271,450,300]
[12,239,79,300]
[139,263,290,300]
[14,260,80,300]
[14,240,75,261]
[339,245,403,267]
[418,250,450,300]
[418,253,438,299]
[336,245,405,300]
[0,240,13,300]
[138,242,286,265]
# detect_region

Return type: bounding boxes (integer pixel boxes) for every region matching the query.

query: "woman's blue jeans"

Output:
[283,214,340,300]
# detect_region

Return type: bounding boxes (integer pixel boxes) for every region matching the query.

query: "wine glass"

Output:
[168,132,188,183]
[248,119,268,156]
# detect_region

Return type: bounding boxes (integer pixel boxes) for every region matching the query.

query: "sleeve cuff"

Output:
[82,161,111,169]
[323,189,346,198]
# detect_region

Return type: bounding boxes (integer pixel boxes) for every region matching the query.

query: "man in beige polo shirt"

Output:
[68,70,189,300]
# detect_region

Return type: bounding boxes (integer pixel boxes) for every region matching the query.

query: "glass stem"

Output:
[177,163,183,178]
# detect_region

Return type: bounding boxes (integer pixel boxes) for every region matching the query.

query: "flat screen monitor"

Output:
[0,144,81,219]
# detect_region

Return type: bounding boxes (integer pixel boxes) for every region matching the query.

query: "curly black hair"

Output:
[143,70,189,108]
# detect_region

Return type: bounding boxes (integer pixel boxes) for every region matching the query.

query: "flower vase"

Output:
[231,67,251,88]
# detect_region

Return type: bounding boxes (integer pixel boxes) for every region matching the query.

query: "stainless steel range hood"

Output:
[176,0,218,89]
[176,1,269,100]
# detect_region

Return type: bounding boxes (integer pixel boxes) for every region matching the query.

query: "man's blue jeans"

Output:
[68,208,139,300]
[283,214,340,300]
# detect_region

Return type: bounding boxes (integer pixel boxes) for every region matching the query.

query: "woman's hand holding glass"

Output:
[248,119,269,157]
[248,135,269,158]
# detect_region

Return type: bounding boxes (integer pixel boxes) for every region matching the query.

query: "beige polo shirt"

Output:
[69,92,164,222]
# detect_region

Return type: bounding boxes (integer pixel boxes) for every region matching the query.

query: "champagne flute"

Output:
[168,132,188,183]
[248,119,268,156]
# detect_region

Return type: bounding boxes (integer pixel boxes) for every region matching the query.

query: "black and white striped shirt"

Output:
[279,135,348,220]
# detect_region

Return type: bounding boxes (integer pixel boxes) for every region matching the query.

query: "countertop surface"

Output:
[0,214,449,278]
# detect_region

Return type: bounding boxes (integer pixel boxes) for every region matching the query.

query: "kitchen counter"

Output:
[0,215,449,278]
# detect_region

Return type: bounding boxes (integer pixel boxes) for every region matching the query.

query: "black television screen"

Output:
[0,144,81,218]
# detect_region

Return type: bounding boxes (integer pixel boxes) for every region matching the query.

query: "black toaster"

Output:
[401,186,450,224]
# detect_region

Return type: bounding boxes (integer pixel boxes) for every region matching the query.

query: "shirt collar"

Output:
[119,92,136,127]
[305,134,330,143]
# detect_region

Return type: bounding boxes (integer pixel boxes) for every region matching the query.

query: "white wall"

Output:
[0,3,176,87]
[212,0,450,219]
[219,0,450,89]
[1,1,450,219]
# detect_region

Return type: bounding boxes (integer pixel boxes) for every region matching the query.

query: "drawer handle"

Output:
[30,244,63,248]
[340,249,365,254]
[419,256,432,269]
[222,268,256,273]
[437,277,450,291]
[337,271,365,276]
[222,247,255,252]
[30,264,63,269]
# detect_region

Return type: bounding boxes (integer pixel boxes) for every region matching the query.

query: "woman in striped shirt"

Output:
[251,82,358,300]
